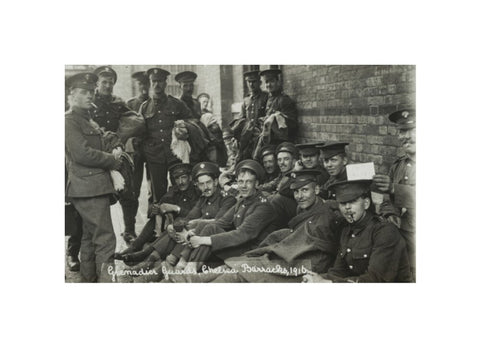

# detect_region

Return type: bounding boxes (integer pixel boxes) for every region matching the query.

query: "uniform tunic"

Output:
[264,90,298,145]
[65,106,119,282]
[140,94,192,200]
[188,190,276,262]
[325,212,412,283]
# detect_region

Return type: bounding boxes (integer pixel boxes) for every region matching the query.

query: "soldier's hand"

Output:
[176,230,189,244]
[166,224,176,239]
[186,219,200,230]
[150,203,162,216]
[387,215,402,229]
[189,236,211,248]
[112,147,123,160]
[160,203,179,214]
[293,160,304,172]
[373,175,393,193]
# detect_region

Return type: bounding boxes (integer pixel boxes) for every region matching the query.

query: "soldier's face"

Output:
[323,155,347,177]
[97,75,115,96]
[294,182,319,210]
[277,152,294,173]
[262,154,277,174]
[246,79,261,93]
[198,96,209,111]
[180,82,194,97]
[338,196,370,224]
[262,76,281,93]
[196,174,217,198]
[237,171,258,198]
[136,80,150,97]
[398,127,416,155]
[70,88,94,109]
[300,152,320,169]
[150,76,167,96]
[174,174,191,191]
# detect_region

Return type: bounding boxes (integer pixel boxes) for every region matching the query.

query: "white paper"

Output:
[346,162,376,180]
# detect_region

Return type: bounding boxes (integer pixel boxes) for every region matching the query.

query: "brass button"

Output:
[346,248,351,253]
[349,265,353,269]
[363,254,368,258]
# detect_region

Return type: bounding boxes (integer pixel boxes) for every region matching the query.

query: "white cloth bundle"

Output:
[110,170,125,191]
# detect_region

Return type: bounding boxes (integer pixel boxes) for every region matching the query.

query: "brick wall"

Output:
[282,65,415,174]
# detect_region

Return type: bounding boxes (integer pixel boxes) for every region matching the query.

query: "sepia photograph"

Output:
[65,64,415,283]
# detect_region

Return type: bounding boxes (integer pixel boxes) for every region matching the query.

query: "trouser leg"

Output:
[147,161,168,204]
[130,218,157,251]
[66,204,83,258]
[399,229,416,281]
[152,233,177,259]
[71,195,116,283]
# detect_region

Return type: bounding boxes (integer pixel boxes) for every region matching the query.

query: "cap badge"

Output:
[402,111,409,118]
[200,163,205,169]
[291,173,296,179]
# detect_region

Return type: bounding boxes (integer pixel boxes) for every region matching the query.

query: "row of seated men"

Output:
[113,137,414,283]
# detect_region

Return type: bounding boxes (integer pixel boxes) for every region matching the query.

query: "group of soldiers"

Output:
[65,65,416,283]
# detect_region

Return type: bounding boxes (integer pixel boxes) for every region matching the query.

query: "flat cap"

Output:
[318,141,349,159]
[66,72,98,91]
[168,162,192,178]
[259,145,276,159]
[260,68,282,78]
[275,142,299,157]
[235,159,266,183]
[146,67,170,80]
[288,169,322,190]
[131,71,149,83]
[328,179,372,203]
[192,162,220,179]
[175,71,197,83]
[93,66,117,83]
[388,109,415,130]
[243,70,261,81]
[296,142,325,156]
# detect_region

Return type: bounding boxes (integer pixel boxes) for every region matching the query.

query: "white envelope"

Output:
[346,162,376,180]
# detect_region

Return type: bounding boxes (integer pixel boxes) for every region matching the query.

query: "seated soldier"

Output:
[303,179,412,283]
[164,169,342,283]
[294,142,329,186]
[180,159,277,273]
[257,145,280,187]
[161,161,237,269]
[114,162,199,264]
[317,141,349,200]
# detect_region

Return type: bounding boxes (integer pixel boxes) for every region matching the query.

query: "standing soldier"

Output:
[230,70,269,161]
[253,68,297,157]
[65,72,122,282]
[175,71,202,118]
[127,71,150,112]
[317,141,349,200]
[373,109,416,280]
[92,66,138,244]
[140,67,193,202]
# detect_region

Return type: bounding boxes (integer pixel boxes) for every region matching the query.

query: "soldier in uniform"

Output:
[140,67,193,203]
[230,70,269,161]
[161,161,237,270]
[317,141,349,200]
[294,142,330,186]
[303,179,412,283]
[182,159,276,272]
[65,72,122,282]
[252,68,298,157]
[373,109,416,280]
[92,66,138,244]
[115,162,199,265]
[259,145,279,184]
[127,71,150,112]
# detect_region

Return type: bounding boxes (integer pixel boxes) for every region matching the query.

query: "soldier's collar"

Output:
[95,91,113,101]
[152,93,168,104]
[207,188,221,202]
[350,211,373,234]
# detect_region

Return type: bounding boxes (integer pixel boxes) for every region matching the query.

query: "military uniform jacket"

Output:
[326,212,412,283]
[140,94,193,164]
[92,93,134,133]
[180,95,202,119]
[380,155,416,233]
[65,107,117,198]
[319,169,348,200]
[240,91,269,123]
[205,191,276,252]
[265,91,298,143]
[127,95,149,113]
[185,188,237,221]
[155,182,200,219]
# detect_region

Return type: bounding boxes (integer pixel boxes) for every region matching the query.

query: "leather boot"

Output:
[66,255,80,272]
[129,250,161,276]
[121,246,154,266]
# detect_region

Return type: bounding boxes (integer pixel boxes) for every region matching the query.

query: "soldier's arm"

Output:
[214,195,237,219]
[392,184,415,209]
[65,118,119,170]
[209,202,276,252]
[185,199,203,221]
